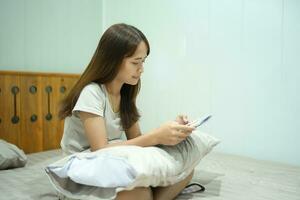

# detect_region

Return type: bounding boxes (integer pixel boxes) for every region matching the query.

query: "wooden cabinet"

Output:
[0,71,80,153]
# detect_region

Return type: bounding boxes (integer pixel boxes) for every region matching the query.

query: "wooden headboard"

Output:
[0,70,80,153]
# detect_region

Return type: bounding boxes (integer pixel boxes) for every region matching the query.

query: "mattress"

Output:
[0,149,299,200]
[0,149,64,200]
[178,152,300,200]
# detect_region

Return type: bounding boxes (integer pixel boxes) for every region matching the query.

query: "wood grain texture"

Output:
[0,74,21,147]
[0,71,80,153]
[19,75,43,153]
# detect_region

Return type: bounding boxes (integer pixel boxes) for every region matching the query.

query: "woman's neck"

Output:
[104,79,123,96]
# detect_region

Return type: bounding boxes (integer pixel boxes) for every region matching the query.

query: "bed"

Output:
[0,149,64,200]
[0,71,299,199]
[180,152,300,200]
[0,149,299,200]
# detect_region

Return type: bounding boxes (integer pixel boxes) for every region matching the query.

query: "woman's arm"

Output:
[79,112,109,151]
[79,111,158,151]
[80,111,194,151]
[125,122,142,140]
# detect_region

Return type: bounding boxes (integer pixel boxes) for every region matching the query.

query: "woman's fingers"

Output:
[175,115,184,124]
[174,124,195,132]
[176,114,189,125]
[176,132,188,139]
[183,115,189,124]
[173,126,194,140]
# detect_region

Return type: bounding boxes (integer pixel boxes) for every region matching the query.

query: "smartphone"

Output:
[187,115,212,128]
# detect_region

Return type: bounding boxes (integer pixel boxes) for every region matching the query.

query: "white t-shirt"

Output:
[60,82,125,155]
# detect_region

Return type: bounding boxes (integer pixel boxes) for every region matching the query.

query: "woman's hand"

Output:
[175,114,190,125]
[152,121,195,146]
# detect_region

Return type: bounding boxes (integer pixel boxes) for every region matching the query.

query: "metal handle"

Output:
[30,114,38,122]
[60,86,66,93]
[45,86,52,93]
[29,85,37,94]
[29,86,38,122]
[11,86,19,124]
[45,113,52,121]
[45,86,52,121]
[11,116,19,124]
[11,86,19,94]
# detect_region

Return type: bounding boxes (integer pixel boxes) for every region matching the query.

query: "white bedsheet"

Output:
[0,147,299,200]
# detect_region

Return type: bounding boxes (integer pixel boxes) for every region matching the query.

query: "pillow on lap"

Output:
[0,139,27,170]
[45,131,220,200]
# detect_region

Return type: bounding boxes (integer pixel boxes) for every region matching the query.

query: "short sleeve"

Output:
[72,83,105,117]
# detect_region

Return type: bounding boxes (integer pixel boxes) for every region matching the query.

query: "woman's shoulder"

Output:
[81,82,106,98]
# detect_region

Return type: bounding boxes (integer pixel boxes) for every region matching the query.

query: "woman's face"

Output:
[116,41,148,85]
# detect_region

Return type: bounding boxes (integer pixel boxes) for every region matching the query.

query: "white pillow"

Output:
[45,131,220,200]
[0,139,27,170]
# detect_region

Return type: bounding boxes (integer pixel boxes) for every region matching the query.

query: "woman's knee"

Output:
[188,170,194,179]
[116,171,193,200]
[116,187,153,200]
[185,170,194,183]
[179,169,195,189]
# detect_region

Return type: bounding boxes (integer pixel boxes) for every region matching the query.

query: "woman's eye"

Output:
[132,60,145,65]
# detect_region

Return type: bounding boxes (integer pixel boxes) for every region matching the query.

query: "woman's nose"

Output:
[139,66,144,73]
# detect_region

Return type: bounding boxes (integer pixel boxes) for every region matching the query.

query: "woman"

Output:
[59,23,195,200]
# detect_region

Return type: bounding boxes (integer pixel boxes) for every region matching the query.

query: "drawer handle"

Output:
[29,86,37,122]
[60,86,66,93]
[11,86,19,94]
[29,85,37,94]
[11,86,19,124]
[45,86,52,121]
[45,113,52,121]
[11,116,19,124]
[30,114,38,122]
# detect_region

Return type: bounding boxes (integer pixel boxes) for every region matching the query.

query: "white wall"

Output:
[103,0,300,166]
[0,0,102,73]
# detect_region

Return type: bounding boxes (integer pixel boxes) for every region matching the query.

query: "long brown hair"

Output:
[58,23,150,131]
